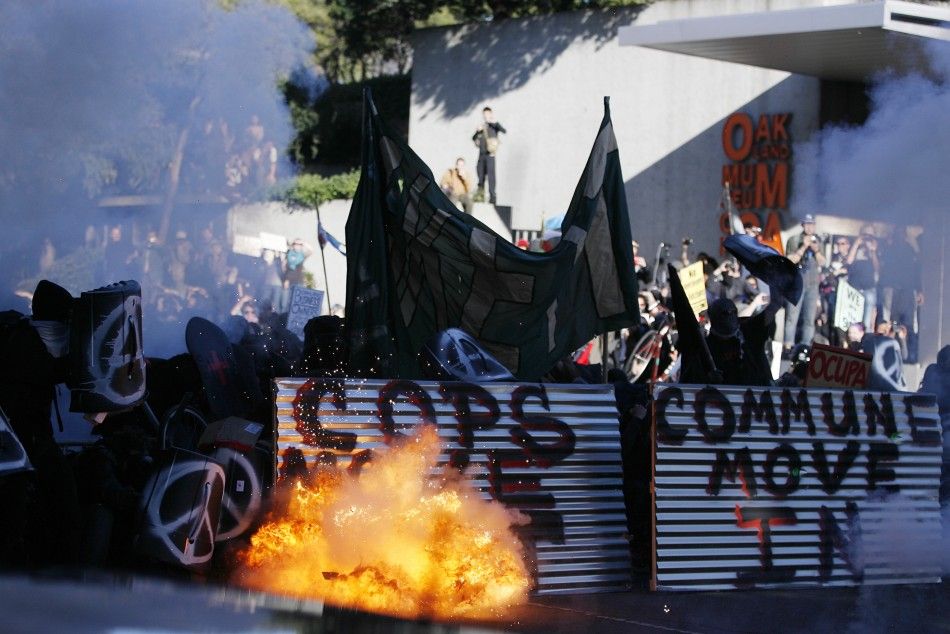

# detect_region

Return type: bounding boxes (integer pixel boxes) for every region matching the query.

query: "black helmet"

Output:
[419,328,514,382]
[790,343,811,366]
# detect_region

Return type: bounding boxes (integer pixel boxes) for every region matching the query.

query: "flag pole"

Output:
[316,205,332,311]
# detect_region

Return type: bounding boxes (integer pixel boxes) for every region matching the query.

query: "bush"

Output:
[285,74,410,171]
[271,170,361,208]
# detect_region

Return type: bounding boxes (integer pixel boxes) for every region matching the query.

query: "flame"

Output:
[234,426,531,619]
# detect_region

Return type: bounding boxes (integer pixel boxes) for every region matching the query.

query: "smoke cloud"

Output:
[0,0,314,294]
[793,41,950,226]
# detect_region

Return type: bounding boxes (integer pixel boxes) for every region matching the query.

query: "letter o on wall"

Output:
[695,387,736,443]
[764,442,802,497]
[722,113,754,162]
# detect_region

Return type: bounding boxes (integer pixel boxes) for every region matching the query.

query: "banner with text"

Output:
[275,378,631,595]
[834,279,865,332]
[652,384,942,591]
[805,343,871,389]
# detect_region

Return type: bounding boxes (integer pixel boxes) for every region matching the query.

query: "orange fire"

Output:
[233,426,531,620]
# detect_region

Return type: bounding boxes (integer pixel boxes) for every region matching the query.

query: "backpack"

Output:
[482,127,500,155]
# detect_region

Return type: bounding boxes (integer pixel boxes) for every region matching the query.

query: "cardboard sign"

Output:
[274,378,630,595]
[285,286,325,340]
[834,279,865,331]
[805,343,871,389]
[231,233,263,258]
[652,384,942,592]
[259,231,288,253]
[678,261,708,315]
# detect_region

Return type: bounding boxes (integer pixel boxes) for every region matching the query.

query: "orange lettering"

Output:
[722,164,740,186]
[723,113,753,162]
[761,212,784,255]
[755,163,788,209]
[755,115,770,142]
[771,114,790,141]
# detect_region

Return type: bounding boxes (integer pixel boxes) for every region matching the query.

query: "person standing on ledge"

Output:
[472,106,506,205]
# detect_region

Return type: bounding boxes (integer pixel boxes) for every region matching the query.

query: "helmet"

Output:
[790,343,811,366]
[418,328,514,382]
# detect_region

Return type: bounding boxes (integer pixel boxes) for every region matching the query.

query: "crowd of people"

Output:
[558,215,927,387]
[14,223,334,362]
[186,114,280,199]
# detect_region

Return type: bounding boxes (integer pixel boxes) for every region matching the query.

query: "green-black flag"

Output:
[345,91,639,380]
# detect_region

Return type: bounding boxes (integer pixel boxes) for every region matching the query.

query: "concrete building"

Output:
[409,0,950,366]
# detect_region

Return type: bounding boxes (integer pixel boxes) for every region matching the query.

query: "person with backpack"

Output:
[472,106,506,205]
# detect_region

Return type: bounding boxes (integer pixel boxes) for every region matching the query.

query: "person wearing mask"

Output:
[0,280,80,565]
[783,214,826,355]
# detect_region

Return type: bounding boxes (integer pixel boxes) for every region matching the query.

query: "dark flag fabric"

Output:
[345,92,640,380]
[723,234,802,305]
[666,263,718,384]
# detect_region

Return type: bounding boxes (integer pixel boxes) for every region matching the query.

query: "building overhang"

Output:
[618,1,950,82]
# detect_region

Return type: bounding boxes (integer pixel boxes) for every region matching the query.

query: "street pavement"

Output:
[0,573,947,633]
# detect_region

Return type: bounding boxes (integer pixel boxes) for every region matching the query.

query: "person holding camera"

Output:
[846,224,880,330]
[783,214,826,354]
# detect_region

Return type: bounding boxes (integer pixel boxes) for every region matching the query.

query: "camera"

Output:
[682,237,693,246]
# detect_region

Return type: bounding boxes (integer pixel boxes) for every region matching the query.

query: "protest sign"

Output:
[805,343,871,389]
[275,378,630,594]
[834,279,865,331]
[652,384,942,591]
[259,231,288,253]
[285,286,325,340]
[678,261,708,316]
[231,233,263,258]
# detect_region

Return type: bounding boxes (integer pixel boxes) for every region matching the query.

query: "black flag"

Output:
[345,92,640,380]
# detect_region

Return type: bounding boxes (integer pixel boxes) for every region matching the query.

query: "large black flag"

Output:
[344,92,640,380]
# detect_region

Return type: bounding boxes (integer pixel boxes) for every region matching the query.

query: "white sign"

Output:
[834,279,865,331]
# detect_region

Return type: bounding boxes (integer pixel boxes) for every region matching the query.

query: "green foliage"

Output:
[17,246,101,297]
[315,74,410,168]
[279,0,654,84]
[272,170,361,208]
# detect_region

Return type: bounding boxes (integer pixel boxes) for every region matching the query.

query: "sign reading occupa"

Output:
[805,343,871,389]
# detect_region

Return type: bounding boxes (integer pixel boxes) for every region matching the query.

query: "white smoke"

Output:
[0,0,316,353]
[794,41,950,225]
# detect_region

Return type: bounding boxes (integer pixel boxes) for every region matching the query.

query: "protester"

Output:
[284,238,312,293]
[783,214,826,354]
[879,226,923,363]
[0,280,81,566]
[472,106,506,204]
[846,224,880,330]
[439,157,475,214]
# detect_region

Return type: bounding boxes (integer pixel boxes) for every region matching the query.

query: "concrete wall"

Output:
[409,0,824,260]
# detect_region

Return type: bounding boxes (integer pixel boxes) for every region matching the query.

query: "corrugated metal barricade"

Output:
[652,384,943,591]
[275,378,631,594]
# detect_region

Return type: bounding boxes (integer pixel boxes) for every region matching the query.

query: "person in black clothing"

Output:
[705,297,779,387]
[472,106,506,205]
[880,226,923,362]
[0,280,81,566]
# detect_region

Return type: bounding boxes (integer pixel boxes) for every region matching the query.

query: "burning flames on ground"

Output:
[233,426,531,619]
